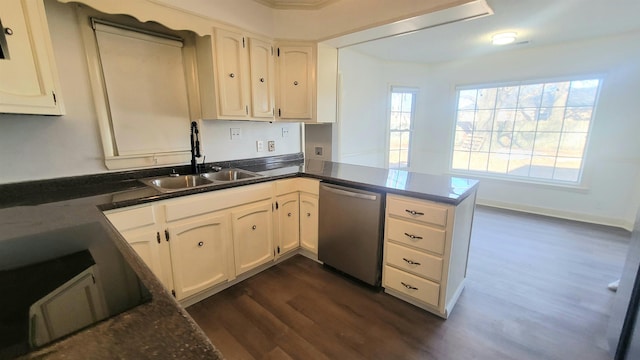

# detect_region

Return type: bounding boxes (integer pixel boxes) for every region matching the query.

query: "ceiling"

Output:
[252,0,339,10]
[347,0,640,64]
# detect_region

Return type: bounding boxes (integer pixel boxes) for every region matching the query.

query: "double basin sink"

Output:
[141,168,263,193]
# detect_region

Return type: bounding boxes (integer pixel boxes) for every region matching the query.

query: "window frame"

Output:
[386,86,418,170]
[77,7,200,170]
[448,75,603,187]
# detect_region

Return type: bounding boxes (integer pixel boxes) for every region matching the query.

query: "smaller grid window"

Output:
[389,88,417,169]
[451,78,601,184]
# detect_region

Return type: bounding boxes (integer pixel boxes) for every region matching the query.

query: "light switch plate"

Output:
[256,140,264,152]
[282,128,289,138]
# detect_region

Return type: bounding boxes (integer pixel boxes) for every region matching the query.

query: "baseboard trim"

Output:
[476,198,634,231]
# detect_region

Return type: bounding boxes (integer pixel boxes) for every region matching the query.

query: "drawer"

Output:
[386,242,443,282]
[384,265,440,307]
[387,217,445,255]
[106,205,156,231]
[387,196,448,227]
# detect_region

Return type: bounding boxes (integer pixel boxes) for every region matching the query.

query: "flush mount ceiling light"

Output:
[492,32,517,45]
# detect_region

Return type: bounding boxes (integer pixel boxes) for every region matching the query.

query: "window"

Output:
[451,78,601,184]
[388,88,417,169]
[78,6,199,170]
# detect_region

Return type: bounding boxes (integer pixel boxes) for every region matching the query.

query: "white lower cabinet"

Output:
[232,200,274,276]
[382,191,477,318]
[276,192,300,255]
[299,192,318,254]
[105,205,173,291]
[105,179,322,303]
[167,212,232,299]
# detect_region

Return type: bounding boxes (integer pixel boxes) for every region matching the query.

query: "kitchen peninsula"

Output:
[0,155,478,359]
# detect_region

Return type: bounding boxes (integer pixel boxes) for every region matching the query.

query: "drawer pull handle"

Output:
[401,282,418,290]
[404,232,423,240]
[198,241,204,247]
[252,225,257,230]
[405,209,425,216]
[402,258,421,266]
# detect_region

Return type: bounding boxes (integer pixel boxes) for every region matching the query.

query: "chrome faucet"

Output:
[190,121,201,174]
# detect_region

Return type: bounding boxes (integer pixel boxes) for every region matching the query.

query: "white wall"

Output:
[336,48,388,167]
[338,31,640,229]
[200,121,301,162]
[0,0,302,185]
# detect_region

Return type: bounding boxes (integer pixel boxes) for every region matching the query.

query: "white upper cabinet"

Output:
[248,37,275,118]
[276,45,313,120]
[275,42,337,123]
[197,28,275,121]
[214,28,251,118]
[0,0,64,115]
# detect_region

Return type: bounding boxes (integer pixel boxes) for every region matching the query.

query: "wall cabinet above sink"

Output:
[196,28,276,121]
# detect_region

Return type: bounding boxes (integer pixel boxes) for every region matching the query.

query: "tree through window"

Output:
[451,78,601,183]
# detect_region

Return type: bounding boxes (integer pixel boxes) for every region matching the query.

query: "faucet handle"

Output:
[169,169,179,177]
[210,166,222,172]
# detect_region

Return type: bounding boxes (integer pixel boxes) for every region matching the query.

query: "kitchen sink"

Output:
[141,174,213,192]
[200,168,263,182]
[140,168,262,192]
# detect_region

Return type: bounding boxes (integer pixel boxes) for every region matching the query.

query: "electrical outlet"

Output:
[282,128,289,138]
[256,140,264,152]
[268,140,275,152]
[230,128,241,140]
[315,146,323,156]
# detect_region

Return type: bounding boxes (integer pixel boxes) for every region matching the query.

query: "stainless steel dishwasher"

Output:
[318,183,384,286]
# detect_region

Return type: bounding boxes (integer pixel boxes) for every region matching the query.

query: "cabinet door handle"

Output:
[293,81,299,86]
[306,212,311,217]
[404,232,423,240]
[229,73,235,78]
[287,212,292,217]
[259,77,265,83]
[252,225,257,230]
[405,209,424,216]
[401,282,418,290]
[198,241,204,247]
[402,258,421,266]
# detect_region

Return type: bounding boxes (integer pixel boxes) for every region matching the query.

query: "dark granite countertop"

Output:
[0,153,478,359]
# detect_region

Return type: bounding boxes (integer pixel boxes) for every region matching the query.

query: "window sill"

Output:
[105,152,191,170]
[447,170,590,193]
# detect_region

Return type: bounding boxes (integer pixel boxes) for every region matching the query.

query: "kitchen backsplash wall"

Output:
[200,120,302,162]
[304,123,332,161]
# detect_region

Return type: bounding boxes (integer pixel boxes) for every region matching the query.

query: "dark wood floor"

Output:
[187,206,631,360]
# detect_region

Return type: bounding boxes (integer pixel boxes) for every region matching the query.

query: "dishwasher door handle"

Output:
[321,184,378,201]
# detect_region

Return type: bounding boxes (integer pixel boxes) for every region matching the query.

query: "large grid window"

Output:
[451,78,601,183]
[389,88,417,169]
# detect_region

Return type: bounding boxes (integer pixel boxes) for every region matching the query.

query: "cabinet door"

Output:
[277,46,313,119]
[249,38,274,119]
[120,229,171,290]
[232,201,274,275]
[167,212,231,300]
[214,29,249,118]
[0,0,63,115]
[29,266,107,347]
[277,193,300,255]
[299,193,319,254]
